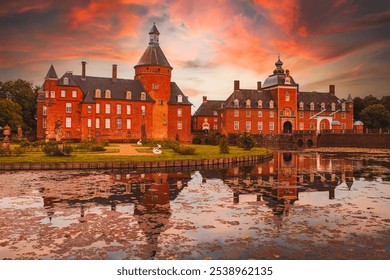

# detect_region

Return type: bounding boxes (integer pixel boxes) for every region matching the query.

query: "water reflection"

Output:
[0,151,389,259]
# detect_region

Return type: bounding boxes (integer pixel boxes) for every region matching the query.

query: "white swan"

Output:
[136,139,142,145]
[152,147,162,154]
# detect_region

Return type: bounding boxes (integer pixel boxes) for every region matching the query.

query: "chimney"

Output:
[257,81,262,90]
[203,96,207,103]
[234,80,240,91]
[81,61,86,80]
[329,85,335,95]
[112,64,117,80]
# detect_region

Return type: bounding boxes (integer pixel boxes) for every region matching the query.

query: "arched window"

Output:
[234,99,239,108]
[285,92,290,102]
[299,101,304,110]
[105,89,111,99]
[95,89,101,98]
[177,95,183,103]
[257,100,262,108]
[246,99,251,108]
[126,91,132,100]
[269,100,274,108]
[331,102,336,111]
[63,77,69,85]
[321,102,326,110]
[310,102,315,111]
[141,92,146,101]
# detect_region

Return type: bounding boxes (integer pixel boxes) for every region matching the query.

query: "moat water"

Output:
[0,151,389,259]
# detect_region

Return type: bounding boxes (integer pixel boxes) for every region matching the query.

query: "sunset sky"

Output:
[0,0,389,109]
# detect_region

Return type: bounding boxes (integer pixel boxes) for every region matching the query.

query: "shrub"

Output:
[13,147,26,156]
[62,144,73,156]
[219,136,229,154]
[206,131,223,145]
[237,132,256,150]
[90,145,106,152]
[0,147,12,157]
[43,142,73,156]
[174,144,196,155]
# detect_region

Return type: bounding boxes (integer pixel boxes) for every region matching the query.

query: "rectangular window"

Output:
[105,118,110,129]
[299,123,304,130]
[65,117,71,128]
[105,104,110,114]
[213,111,217,116]
[342,112,346,119]
[96,118,100,128]
[299,112,304,118]
[141,106,146,115]
[270,111,274,118]
[87,118,92,128]
[43,106,47,116]
[234,110,239,117]
[126,105,131,115]
[96,104,100,114]
[213,124,218,130]
[177,121,182,130]
[72,90,77,98]
[269,122,274,131]
[126,119,131,129]
[246,121,251,131]
[50,91,55,98]
[246,111,251,117]
[43,118,47,128]
[178,108,182,117]
[66,103,72,113]
[153,83,159,90]
[234,121,239,130]
[61,90,66,98]
[258,121,263,131]
[116,118,122,129]
[258,111,262,118]
[342,123,346,129]
[45,91,49,98]
[116,104,121,114]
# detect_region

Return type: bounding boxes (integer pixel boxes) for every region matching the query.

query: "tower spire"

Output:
[149,23,160,45]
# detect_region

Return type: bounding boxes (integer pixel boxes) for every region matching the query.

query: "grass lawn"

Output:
[0,144,271,163]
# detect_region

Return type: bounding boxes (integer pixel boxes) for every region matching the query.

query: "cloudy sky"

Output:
[0,0,389,109]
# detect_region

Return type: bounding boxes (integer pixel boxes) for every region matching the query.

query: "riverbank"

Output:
[306,147,390,154]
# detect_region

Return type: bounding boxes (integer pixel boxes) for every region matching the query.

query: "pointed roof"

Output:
[135,24,172,69]
[45,65,58,80]
[82,91,95,104]
[346,94,353,103]
[149,23,160,35]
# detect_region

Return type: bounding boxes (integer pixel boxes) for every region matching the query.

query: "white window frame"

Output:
[105,118,111,129]
[43,106,47,116]
[116,104,121,114]
[269,122,274,131]
[246,121,251,131]
[95,89,101,98]
[105,104,110,114]
[87,106,92,113]
[126,119,131,129]
[66,103,72,113]
[270,111,274,118]
[257,121,263,131]
[50,91,55,98]
[234,121,239,130]
[141,105,146,115]
[87,118,92,128]
[72,90,77,98]
[141,92,146,101]
[96,104,100,114]
[234,110,239,117]
[116,118,122,129]
[177,108,182,117]
[126,91,132,100]
[61,90,66,98]
[96,118,100,129]
[65,117,72,128]
[299,123,304,130]
[177,121,182,130]
[285,92,290,102]
[126,105,131,115]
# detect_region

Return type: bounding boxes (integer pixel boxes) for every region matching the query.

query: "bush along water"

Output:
[237,132,256,150]
[42,142,73,156]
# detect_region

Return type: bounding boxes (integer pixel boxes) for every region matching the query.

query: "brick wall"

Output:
[318,133,390,149]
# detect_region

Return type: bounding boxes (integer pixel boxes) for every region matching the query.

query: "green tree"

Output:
[363,95,380,107]
[353,97,365,120]
[380,96,390,112]
[0,79,37,135]
[237,132,256,150]
[359,104,390,129]
[0,99,23,130]
[219,136,229,154]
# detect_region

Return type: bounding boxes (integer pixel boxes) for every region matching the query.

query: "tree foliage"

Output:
[0,79,37,135]
[237,132,256,150]
[0,99,23,130]
[359,104,390,129]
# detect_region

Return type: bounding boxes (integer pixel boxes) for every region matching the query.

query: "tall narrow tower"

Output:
[134,23,173,139]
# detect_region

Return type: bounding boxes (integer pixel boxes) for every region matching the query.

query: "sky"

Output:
[0,0,389,110]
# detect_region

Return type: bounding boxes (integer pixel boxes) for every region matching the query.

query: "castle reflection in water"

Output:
[37,151,366,256]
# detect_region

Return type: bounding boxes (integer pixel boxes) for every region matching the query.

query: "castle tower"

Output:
[134,23,173,139]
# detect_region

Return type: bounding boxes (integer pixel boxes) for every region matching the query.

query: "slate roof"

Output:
[57,73,154,103]
[45,65,58,79]
[168,82,192,105]
[149,23,160,35]
[193,100,224,116]
[135,44,172,69]
[297,91,343,111]
[224,89,275,109]
[262,57,297,88]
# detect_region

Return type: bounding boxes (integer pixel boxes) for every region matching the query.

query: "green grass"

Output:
[0,144,271,163]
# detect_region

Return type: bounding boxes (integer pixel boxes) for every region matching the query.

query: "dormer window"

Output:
[246,99,251,108]
[342,103,346,111]
[141,92,146,101]
[269,100,274,108]
[95,89,101,98]
[105,89,111,99]
[63,77,69,85]
[299,101,304,110]
[321,102,326,110]
[331,102,336,111]
[213,111,217,116]
[257,100,262,108]
[126,91,132,100]
[234,99,239,108]
[177,95,183,103]
[310,102,315,111]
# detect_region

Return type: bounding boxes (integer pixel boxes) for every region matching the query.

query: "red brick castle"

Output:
[36,24,192,142]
